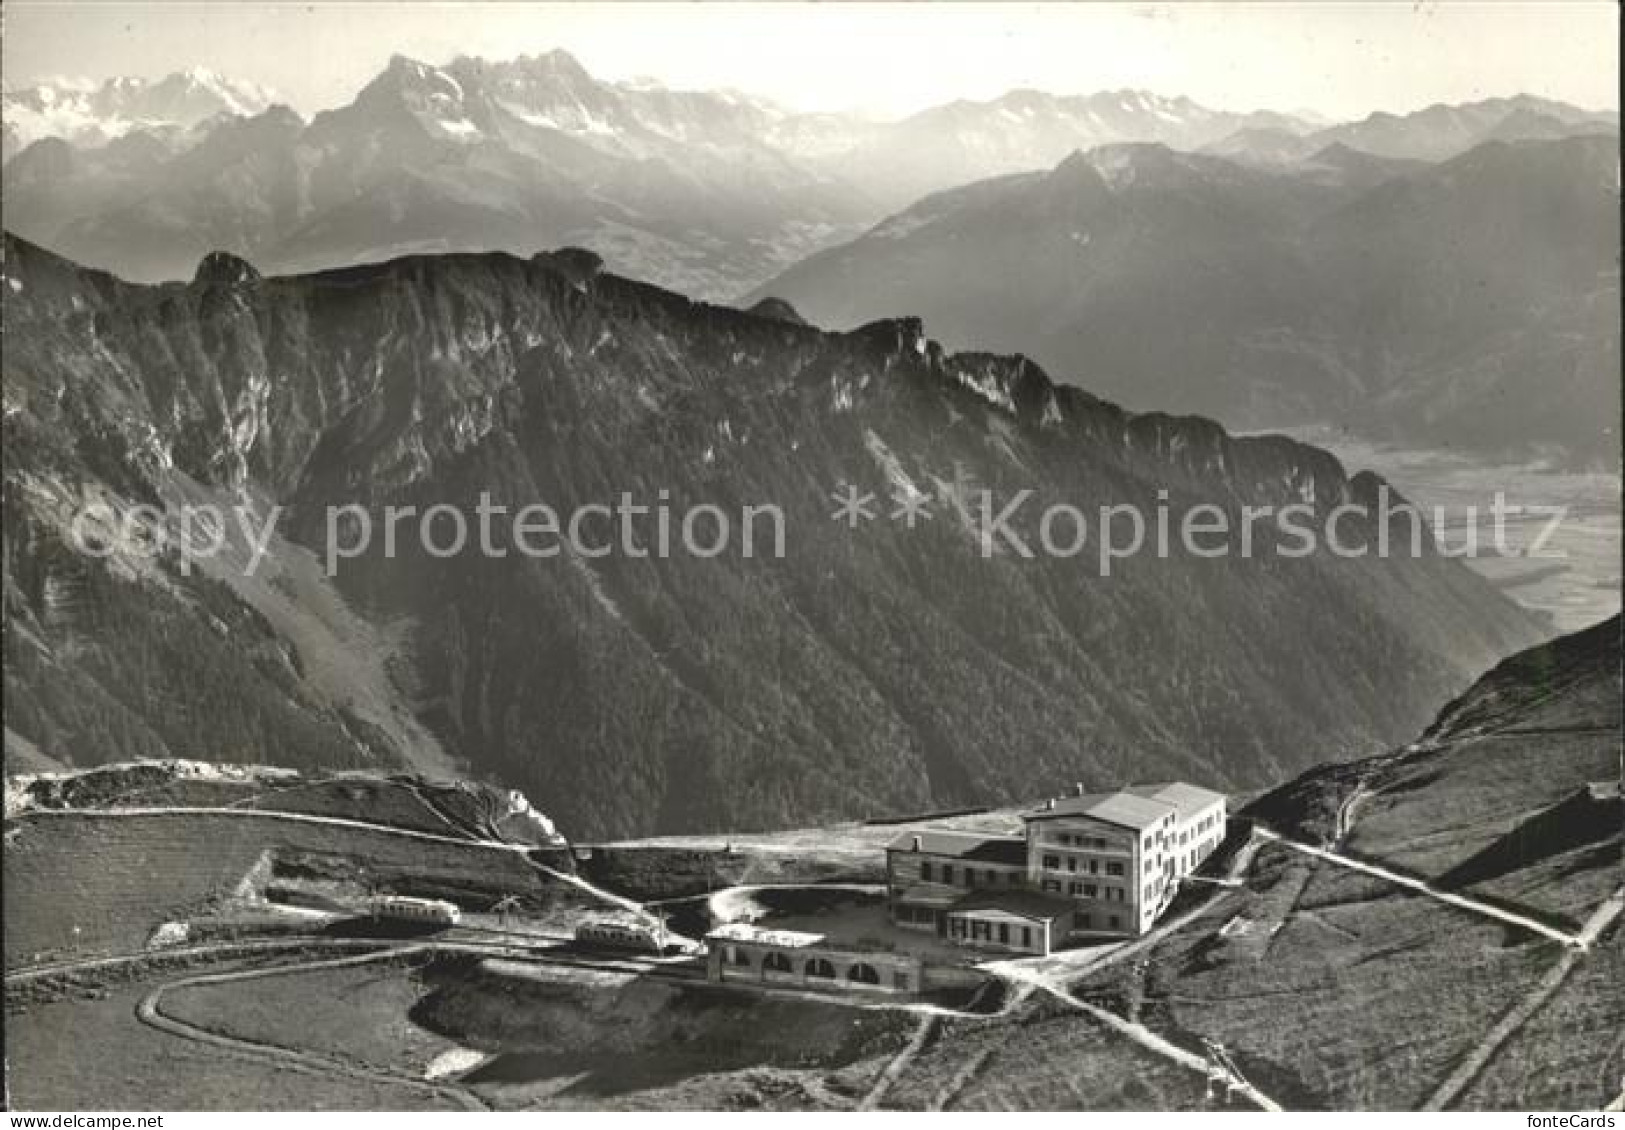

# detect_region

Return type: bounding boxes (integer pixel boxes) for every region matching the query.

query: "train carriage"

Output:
[368,895,462,927]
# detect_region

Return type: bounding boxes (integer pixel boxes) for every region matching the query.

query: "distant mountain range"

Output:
[2,68,277,159]
[4,54,1615,301]
[771,89,1322,208]
[752,134,1620,465]
[3,52,874,299]
[1305,95,1617,162]
[2,233,1543,836]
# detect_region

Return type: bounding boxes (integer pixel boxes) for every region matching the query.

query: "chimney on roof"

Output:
[1074,781,1086,797]
[911,835,922,851]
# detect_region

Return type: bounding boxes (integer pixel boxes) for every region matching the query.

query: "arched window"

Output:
[805,957,837,979]
[848,962,880,985]
[762,951,793,973]
[729,946,751,967]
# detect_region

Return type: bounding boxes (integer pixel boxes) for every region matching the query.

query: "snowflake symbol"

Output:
[830,483,877,528]
[890,488,932,529]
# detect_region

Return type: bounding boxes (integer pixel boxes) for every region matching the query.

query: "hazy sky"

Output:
[4,2,1618,120]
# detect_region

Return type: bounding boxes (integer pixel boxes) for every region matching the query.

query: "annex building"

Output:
[704,922,924,994]
[886,781,1227,954]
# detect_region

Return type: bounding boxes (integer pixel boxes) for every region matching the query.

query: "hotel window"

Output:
[921,862,933,882]
[1043,854,1060,869]
[1083,884,1097,897]
[1043,879,1062,893]
[1022,926,1032,948]
[1069,881,1084,896]
[942,865,954,884]
[1106,861,1125,876]
[998,923,1010,944]
[1109,915,1121,930]
[1089,859,1099,874]
[1067,857,1077,872]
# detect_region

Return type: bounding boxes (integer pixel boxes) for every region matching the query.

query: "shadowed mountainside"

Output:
[3,234,1543,836]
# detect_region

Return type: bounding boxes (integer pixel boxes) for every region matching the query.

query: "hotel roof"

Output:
[948,889,1076,923]
[884,829,1027,865]
[1125,781,1228,816]
[1022,790,1176,830]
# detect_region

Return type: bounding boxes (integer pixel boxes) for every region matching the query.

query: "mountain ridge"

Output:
[750,133,1620,465]
[2,233,1547,836]
[7,54,1614,300]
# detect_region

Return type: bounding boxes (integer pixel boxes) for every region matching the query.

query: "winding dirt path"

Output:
[926,1045,994,1110]
[1023,974,1284,1112]
[6,938,377,985]
[1422,886,1625,1111]
[135,946,489,1110]
[1253,827,1581,946]
[858,1014,939,1110]
[16,805,531,852]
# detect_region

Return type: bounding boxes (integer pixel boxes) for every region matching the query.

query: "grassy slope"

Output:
[2,810,548,963]
[1249,615,1621,926]
[4,958,465,1111]
[6,617,1620,1110]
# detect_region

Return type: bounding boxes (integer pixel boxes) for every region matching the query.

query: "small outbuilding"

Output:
[704,922,924,994]
[943,889,1075,955]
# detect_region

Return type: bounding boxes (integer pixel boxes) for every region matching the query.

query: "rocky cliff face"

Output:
[2,234,1544,836]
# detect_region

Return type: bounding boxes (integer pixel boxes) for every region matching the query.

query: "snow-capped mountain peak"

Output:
[3,69,278,159]
[340,55,491,142]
